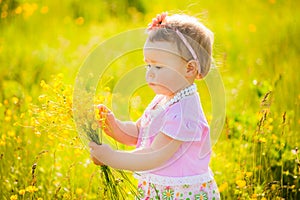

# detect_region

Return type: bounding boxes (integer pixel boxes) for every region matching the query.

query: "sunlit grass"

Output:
[0,0,299,199]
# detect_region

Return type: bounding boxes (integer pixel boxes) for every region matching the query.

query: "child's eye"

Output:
[145,64,163,70]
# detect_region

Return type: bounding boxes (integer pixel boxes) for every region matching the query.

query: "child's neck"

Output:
[156,83,197,109]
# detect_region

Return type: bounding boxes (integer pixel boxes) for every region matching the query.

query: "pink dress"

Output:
[134,93,220,200]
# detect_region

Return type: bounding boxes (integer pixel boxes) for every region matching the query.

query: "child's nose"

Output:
[148,72,154,78]
[146,68,155,79]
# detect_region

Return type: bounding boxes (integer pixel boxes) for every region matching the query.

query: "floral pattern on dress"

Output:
[162,186,174,200]
[136,184,145,199]
[195,191,208,200]
[135,179,220,200]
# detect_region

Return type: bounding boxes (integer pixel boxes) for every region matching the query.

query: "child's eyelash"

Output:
[145,64,163,70]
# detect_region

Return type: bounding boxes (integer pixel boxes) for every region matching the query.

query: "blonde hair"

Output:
[147,14,214,78]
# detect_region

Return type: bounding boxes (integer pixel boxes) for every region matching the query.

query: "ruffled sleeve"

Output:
[159,100,208,142]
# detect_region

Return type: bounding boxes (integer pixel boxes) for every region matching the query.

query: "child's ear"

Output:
[185,60,198,77]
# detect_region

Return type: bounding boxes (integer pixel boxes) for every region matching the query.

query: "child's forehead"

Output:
[143,40,181,57]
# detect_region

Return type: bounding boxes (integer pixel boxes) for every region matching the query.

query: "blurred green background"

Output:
[0,0,299,199]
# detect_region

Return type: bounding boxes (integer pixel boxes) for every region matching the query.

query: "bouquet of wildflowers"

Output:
[73,88,137,199]
[31,74,136,199]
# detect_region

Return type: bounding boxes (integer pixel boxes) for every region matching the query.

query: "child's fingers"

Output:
[97,104,110,113]
[99,110,114,125]
[97,112,111,126]
[97,104,112,119]
[90,155,104,166]
[89,141,98,150]
[105,112,114,121]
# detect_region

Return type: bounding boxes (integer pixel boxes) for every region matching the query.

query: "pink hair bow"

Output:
[147,12,168,30]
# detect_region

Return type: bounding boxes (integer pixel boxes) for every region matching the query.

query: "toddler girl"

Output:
[89,12,220,200]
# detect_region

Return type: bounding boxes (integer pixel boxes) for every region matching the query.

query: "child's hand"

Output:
[89,141,114,166]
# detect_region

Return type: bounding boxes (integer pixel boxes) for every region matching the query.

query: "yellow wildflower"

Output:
[236,180,246,188]
[75,17,84,25]
[267,125,273,131]
[18,189,26,195]
[40,80,49,89]
[290,185,295,189]
[22,3,38,18]
[10,195,18,200]
[76,188,83,195]
[269,0,276,4]
[26,185,38,193]
[1,11,8,19]
[16,137,22,144]
[48,134,55,140]
[4,99,9,105]
[6,109,12,116]
[15,6,23,14]
[4,116,11,122]
[35,131,41,137]
[57,73,64,79]
[104,87,111,92]
[0,140,5,146]
[74,148,83,156]
[40,6,48,14]
[246,172,253,178]
[251,193,257,199]
[12,97,19,104]
[8,131,15,137]
[57,143,64,151]
[63,193,71,199]
[283,170,290,176]
[258,137,267,143]
[218,182,228,192]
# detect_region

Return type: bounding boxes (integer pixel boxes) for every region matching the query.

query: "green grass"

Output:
[0,0,299,199]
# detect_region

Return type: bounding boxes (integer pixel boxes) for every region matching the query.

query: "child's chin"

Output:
[148,83,173,95]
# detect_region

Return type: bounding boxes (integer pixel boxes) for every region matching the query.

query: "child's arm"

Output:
[89,132,183,171]
[98,104,139,146]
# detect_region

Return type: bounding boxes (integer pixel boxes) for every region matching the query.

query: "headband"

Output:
[147,12,201,75]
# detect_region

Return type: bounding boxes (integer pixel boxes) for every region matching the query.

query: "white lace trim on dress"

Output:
[133,171,214,186]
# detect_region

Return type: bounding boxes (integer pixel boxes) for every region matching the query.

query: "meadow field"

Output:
[0,0,299,199]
